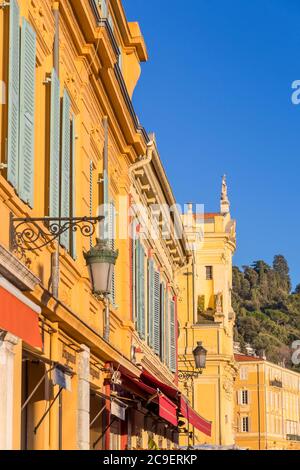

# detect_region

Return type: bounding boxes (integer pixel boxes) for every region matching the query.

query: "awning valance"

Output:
[140,370,179,400]
[0,278,42,349]
[159,394,177,427]
[180,396,212,437]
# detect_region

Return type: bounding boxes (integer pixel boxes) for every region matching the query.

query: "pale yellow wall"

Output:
[235,360,300,450]
[177,210,237,446]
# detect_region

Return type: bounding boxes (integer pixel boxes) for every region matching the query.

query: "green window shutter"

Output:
[108,201,116,305]
[160,283,165,362]
[148,259,154,348]
[7,0,20,190]
[153,271,161,356]
[49,68,60,218]
[71,115,76,259]
[60,90,71,250]
[19,18,36,207]
[136,240,145,340]
[131,223,136,323]
[169,299,176,372]
[165,290,169,366]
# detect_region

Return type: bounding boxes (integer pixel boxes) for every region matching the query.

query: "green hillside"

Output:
[233,255,300,370]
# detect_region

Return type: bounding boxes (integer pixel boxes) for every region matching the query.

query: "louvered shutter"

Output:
[19,18,36,207]
[165,290,169,366]
[109,201,116,304]
[153,271,161,356]
[49,68,60,218]
[60,90,71,250]
[7,0,20,190]
[136,240,145,340]
[160,283,165,362]
[148,259,154,348]
[71,115,76,259]
[169,299,176,372]
[131,221,137,323]
[139,243,145,340]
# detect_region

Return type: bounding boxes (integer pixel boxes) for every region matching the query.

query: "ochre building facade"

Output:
[0,0,212,450]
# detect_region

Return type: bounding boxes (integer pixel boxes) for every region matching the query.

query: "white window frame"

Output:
[241,416,249,433]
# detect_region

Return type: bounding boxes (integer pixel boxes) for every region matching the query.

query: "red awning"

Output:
[141,370,179,400]
[123,375,159,401]
[159,394,178,427]
[0,285,42,349]
[180,396,212,437]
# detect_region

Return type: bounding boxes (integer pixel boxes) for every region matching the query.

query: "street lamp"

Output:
[84,238,118,296]
[178,341,207,381]
[178,341,208,449]
[192,341,207,371]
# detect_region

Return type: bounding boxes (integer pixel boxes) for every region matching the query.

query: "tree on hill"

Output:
[233,255,300,371]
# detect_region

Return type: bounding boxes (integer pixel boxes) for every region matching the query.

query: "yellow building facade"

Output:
[235,354,300,450]
[0,0,199,451]
[177,178,237,447]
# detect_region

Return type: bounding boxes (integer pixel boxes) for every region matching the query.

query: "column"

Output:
[0,331,19,450]
[77,344,90,450]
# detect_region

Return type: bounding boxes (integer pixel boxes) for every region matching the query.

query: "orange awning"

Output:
[0,284,42,349]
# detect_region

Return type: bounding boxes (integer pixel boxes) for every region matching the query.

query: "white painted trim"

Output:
[0,276,41,314]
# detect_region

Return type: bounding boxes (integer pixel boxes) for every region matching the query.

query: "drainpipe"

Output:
[257,363,261,450]
[127,140,154,342]
[51,1,60,298]
[103,117,110,342]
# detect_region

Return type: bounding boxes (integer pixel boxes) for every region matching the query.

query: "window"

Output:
[240,390,249,405]
[134,239,145,340]
[241,417,249,433]
[7,2,37,208]
[240,367,248,381]
[205,266,213,280]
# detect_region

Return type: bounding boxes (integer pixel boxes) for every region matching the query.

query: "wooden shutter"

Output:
[136,240,145,340]
[131,221,137,324]
[148,259,155,348]
[71,115,76,259]
[19,18,36,207]
[160,283,165,362]
[49,68,60,218]
[7,0,20,190]
[153,271,161,356]
[169,299,176,372]
[165,290,169,366]
[60,90,71,249]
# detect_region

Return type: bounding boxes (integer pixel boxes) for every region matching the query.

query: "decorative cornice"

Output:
[0,243,40,291]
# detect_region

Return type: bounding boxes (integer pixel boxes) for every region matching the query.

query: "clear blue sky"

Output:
[123,0,300,287]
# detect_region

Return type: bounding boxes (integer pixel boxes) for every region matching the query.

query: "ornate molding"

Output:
[0,243,40,291]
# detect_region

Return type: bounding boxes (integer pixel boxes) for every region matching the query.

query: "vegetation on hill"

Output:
[233,255,300,370]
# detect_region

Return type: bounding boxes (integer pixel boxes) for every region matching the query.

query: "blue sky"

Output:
[123,0,300,287]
